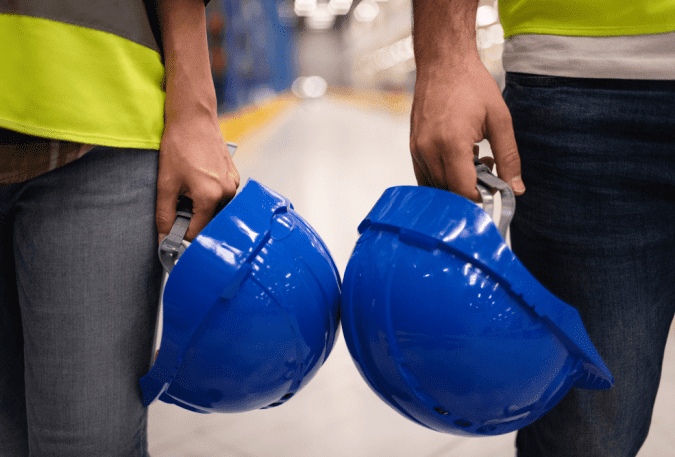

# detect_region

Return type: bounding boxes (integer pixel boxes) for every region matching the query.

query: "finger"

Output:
[443,149,481,202]
[184,204,214,242]
[183,187,221,241]
[415,141,454,190]
[439,138,481,200]
[213,168,240,216]
[486,107,525,195]
[213,189,237,217]
[411,146,436,188]
[156,182,181,245]
[412,156,433,188]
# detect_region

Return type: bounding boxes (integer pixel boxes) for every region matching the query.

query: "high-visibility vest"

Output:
[499,0,675,38]
[0,1,165,149]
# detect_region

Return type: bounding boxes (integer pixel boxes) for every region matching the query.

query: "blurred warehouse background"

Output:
[205,0,504,112]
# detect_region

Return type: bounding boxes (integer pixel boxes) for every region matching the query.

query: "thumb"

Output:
[486,108,525,195]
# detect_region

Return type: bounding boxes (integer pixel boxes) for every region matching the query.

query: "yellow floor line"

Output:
[219,94,299,145]
[325,87,413,116]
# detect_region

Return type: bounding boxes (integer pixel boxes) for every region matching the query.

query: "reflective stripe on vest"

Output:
[0,1,165,148]
[499,0,675,38]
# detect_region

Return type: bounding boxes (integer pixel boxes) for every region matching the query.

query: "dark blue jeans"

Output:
[0,147,162,456]
[504,73,675,457]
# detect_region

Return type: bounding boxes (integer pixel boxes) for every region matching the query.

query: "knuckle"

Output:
[188,184,220,210]
[155,176,175,195]
[229,170,241,191]
[413,121,467,154]
[413,135,440,158]
[200,187,223,206]
[437,131,463,150]
[490,107,514,130]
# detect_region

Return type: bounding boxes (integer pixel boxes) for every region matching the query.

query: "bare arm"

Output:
[410,0,524,199]
[155,0,240,243]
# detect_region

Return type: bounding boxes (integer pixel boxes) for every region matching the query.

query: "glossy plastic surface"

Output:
[341,186,613,436]
[140,179,341,413]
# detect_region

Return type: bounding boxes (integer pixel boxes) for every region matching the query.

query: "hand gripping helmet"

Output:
[341,159,613,436]
[140,179,341,413]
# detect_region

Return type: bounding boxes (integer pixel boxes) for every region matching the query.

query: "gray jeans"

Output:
[0,147,162,456]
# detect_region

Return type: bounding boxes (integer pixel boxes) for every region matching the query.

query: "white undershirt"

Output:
[502,32,675,80]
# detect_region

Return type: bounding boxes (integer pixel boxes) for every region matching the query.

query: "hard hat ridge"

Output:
[341,178,613,436]
[140,179,341,413]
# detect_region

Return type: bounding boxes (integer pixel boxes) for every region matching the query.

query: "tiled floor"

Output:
[148,97,675,457]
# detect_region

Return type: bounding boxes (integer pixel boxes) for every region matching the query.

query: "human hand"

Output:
[410,57,524,201]
[155,114,240,244]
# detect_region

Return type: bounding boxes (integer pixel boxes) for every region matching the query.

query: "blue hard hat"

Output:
[140,179,341,413]
[341,161,613,436]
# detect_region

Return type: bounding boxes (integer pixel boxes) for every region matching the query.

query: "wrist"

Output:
[414,52,482,81]
[164,66,218,123]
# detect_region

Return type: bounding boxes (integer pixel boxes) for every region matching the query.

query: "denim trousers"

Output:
[0,147,162,456]
[504,73,675,457]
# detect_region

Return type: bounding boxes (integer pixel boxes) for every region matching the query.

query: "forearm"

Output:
[153,0,239,243]
[156,0,218,123]
[412,0,480,74]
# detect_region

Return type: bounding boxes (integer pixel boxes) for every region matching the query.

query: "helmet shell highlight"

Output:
[140,179,341,413]
[341,186,613,436]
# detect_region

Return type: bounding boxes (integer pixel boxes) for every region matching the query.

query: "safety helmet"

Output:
[140,179,341,413]
[341,160,613,436]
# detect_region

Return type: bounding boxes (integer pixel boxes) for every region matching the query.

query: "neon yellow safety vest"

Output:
[0,1,166,149]
[499,0,675,38]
